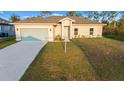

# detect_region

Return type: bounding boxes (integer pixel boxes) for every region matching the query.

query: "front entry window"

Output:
[74,28,78,35]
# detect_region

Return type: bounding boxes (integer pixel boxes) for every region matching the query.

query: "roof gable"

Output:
[58,17,75,22]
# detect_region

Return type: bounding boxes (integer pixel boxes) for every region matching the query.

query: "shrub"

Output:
[55,35,62,41]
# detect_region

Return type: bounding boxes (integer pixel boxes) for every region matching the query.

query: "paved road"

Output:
[0,41,47,81]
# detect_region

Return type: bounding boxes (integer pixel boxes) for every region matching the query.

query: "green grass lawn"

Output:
[72,38,124,80]
[21,42,97,81]
[0,37,16,49]
[21,38,124,81]
[103,34,124,41]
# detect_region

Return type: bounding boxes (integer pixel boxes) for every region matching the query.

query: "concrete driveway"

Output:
[0,41,47,81]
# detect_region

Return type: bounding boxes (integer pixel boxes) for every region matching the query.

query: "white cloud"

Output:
[21,15,40,19]
[0,11,9,20]
[0,15,9,20]
[51,13,64,16]
[21,13,64,19]
[21,16,31,19]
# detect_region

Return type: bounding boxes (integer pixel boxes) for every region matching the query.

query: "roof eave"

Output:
[11,23,56,25]
[73,23,107,25]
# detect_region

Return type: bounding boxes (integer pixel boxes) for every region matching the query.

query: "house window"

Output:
[0,26,1,31]
[74,28,78,35]
[90,28,94,35]
[2,25,10,31]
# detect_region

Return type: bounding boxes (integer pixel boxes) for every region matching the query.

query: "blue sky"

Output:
[0,11,121,21]
[0,11,89,20]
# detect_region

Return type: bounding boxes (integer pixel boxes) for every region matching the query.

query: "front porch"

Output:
[53,17,75,41]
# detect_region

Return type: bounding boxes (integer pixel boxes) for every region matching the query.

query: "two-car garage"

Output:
[20,28,48,41]
[14,24,54,42]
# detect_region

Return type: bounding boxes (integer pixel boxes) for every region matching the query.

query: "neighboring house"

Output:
[0,18,15,37]
[13,16,106,42]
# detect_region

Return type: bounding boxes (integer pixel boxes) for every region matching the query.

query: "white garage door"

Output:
[20,28,48,41]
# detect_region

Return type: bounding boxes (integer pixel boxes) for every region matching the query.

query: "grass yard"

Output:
[21,42,98,81]
[0,37,16,49]
[72,38,124,80]
[21,38,124,81]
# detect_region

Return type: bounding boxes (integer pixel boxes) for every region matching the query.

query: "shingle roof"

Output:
[15,16,101,24]
[0,18,9,25]
[15,16,47,23]
[46,16,101,24]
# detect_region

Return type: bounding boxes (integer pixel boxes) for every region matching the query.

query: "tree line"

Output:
[10,11,124,35]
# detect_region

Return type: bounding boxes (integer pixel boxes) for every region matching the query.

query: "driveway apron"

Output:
[0,41,47,81]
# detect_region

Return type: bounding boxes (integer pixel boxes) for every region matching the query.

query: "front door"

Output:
[64,26,70,39]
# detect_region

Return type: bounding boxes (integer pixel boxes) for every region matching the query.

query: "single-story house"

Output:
[13,16,106,42]
[0,18,15,37]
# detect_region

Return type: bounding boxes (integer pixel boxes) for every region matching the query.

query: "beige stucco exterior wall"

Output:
[14,22,104,42]
[71,24,103,38]
[54,22,103,39]
[54,24,61,37]
[14,24,54,41]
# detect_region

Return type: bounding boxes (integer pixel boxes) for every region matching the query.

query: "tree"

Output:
[40,11,52,17]
[10,14,20,22]
[66,11,82,16]
[93,11,101,21]
[120,11,124,17]
[87,11,101,22]
[109,11,118,28]
[100,11,111,23]
[100,11,119,33]
[118,16,124,32]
